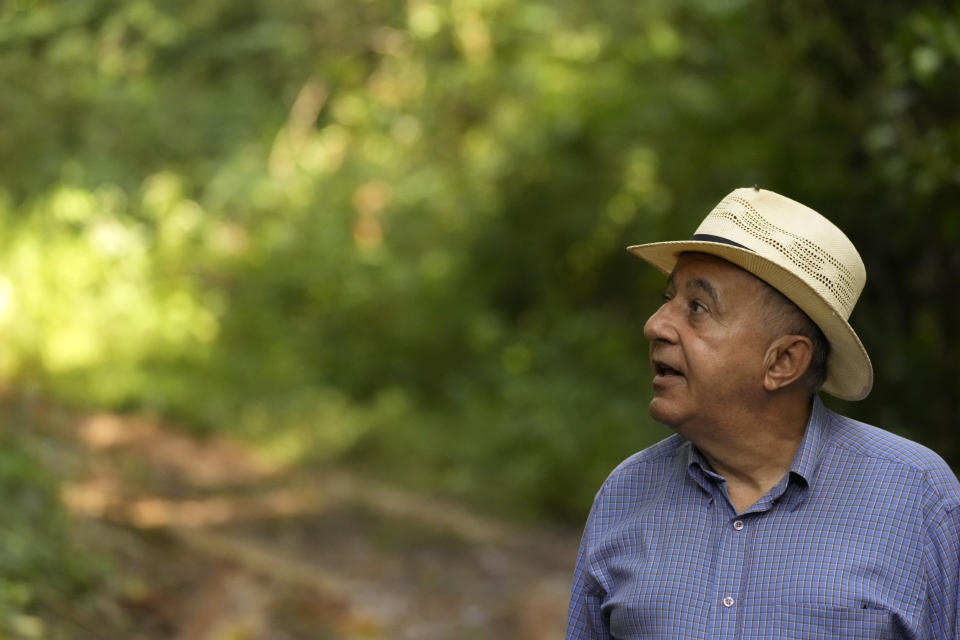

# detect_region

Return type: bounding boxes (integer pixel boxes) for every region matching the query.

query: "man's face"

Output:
[643,253,775,433]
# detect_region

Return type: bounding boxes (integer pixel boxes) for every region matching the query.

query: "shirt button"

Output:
[722,596,735,608]
[733,520,744,531]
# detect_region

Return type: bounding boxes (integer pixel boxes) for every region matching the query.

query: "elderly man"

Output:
[566,188,960,639]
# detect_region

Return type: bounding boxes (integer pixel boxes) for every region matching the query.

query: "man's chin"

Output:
[648,396,682,429]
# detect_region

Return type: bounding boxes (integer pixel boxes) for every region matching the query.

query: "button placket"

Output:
[713,512,749,634]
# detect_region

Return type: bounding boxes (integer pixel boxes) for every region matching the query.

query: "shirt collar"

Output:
[685,442,722,497]
[685,395,832,510]
[787,395,830,486]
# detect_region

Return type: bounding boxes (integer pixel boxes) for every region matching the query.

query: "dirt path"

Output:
[47,409,579,639]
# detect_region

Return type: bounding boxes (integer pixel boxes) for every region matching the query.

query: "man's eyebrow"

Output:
[686,278,719,305]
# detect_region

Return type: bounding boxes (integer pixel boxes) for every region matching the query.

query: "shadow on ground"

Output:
[38,406,577,639]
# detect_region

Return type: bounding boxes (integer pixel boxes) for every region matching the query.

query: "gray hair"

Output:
[760,283,830,393]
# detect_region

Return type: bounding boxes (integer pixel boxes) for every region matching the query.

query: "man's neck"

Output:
[689,394,813,513]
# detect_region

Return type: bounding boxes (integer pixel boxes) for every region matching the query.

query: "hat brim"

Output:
[628,240,873,401]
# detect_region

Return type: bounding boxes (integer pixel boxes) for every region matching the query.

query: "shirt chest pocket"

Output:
[779,605,899,640]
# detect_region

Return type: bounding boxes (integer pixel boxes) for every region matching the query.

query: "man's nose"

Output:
[643,300,679,344]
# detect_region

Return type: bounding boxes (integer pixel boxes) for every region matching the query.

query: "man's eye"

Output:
[690,300,707,313]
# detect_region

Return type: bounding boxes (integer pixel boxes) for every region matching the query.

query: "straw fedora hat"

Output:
[627,187,872,401]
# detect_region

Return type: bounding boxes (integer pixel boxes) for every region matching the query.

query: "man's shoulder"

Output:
[599,434,687,489]
[827,410,960,506]
[588,434,688,516]
[828,410,949,471]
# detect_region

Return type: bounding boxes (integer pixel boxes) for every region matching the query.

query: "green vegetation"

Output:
[1,0,959,627]
[0,406,103,638]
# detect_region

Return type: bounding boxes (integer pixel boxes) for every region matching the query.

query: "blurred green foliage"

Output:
[0,0,959,622]
[0,412,102,637]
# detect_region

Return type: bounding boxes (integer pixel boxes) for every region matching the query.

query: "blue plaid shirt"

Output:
[567,397,960,639]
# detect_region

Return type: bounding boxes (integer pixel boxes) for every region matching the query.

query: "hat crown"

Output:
[694,188,865,319]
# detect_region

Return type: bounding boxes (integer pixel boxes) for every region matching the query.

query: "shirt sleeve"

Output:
[921,501,960,640]
[566,487,611,640]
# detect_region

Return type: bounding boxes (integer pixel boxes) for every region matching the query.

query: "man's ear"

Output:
[762,335,813,392]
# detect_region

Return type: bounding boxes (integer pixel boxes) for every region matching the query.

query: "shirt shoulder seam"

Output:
[826,419,959,508]
[825,413,943,473]
[612,437,684,472]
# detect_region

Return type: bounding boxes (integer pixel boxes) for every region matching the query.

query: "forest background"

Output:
[1,0,959,634]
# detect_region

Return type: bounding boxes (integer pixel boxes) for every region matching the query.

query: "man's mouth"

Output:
[653,361,684,378]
